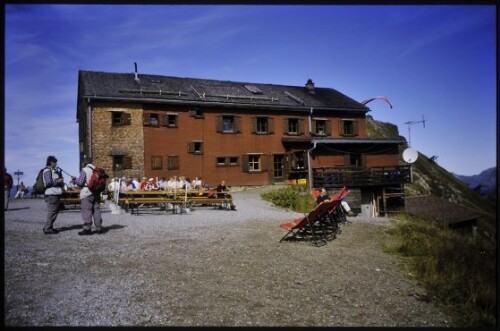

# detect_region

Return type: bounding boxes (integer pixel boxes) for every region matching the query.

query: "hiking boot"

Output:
[347,211,357,217]
[43,228,59,235]
[78,229,93,236]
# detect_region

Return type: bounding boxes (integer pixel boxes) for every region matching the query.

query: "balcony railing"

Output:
[312,165,412,188]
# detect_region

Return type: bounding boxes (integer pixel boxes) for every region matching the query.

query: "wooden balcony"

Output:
[311,165,412,188]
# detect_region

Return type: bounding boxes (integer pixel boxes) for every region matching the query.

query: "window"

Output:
[284,118,304,135]
[113,155,132,170]
[216,156,239,167]
[151,156,163,170]
[161,113,178,127]
[216,157,226,166]
[187,141,203,154]
[346,153,363,168]
[143,113,160,127]
[252,117,274,134]
[242,154,268,172]
[291,152,306,170]
[339,120,359,136]
[167,155,180,170]
[223,116,234,133]
[111,112,131,127]
[288,118,298,134]
[189,108,204,119]
[317,120,326,135]
[217,115,241,133]
[248,155,261,171]
[228,157,239,166]
[312,118,331,136]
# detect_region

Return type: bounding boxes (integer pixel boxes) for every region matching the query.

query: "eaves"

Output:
[82,95,369,114]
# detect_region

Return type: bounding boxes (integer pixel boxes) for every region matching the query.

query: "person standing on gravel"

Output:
[42,155,68,234]
[75,157,103,236]
[4,168,13,210]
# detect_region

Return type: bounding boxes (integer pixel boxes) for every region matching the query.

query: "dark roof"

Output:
[405,195,483,226]
[78,70,369,112]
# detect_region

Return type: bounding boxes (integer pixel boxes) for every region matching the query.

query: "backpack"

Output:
[33,167,49,194]
[86,166,109,193]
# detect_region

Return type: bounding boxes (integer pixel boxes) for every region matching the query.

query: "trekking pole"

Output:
[57,167,76,178]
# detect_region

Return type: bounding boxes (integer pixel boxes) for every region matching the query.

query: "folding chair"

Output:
[279,199,340,246]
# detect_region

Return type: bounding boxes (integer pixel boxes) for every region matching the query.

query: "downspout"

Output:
[87,98,92,162]
[307,107,315,190]
[308,107,313,133]
[307,141,317,190]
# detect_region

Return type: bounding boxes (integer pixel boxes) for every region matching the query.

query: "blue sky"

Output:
[4,4,497,188]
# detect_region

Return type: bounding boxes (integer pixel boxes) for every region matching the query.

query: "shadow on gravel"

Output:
[56,224,126,234]
[5,207,31,211]
[99,224,126,234]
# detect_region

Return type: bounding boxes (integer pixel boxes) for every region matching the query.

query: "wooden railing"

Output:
[312,165,412,188]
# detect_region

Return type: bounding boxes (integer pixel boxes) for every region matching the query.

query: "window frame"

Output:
[151,155,163,170]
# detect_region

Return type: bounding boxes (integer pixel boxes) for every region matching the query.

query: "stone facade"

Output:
[90,102,145,180]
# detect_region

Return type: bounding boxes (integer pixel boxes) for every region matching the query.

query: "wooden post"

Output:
[382,187,387,217]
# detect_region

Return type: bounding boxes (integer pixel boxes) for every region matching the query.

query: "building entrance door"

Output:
[273,154,284,181]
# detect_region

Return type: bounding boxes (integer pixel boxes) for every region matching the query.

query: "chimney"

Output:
[134,62,141,84]
[305,79,315,93]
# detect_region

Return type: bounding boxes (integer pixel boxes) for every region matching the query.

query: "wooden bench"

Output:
[117,190,234,214]
[60,190,81,208]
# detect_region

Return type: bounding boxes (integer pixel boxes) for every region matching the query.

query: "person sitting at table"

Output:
[167,176,179,190]
[132,177,140,191]
[139,177,148,190]
[191,177,202,189]
[216,180,236,211]
[157,177,167,190]
[144,178,158,191]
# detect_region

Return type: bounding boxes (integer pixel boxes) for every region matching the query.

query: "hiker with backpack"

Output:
[75,156,108,236]
[42,155,72,234]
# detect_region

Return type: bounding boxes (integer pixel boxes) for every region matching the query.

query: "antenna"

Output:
[404,114,426,146]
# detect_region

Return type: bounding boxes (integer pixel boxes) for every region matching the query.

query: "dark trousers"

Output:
[44,195,61,231]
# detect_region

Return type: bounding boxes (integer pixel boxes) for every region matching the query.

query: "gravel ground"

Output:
[4,186,452,327]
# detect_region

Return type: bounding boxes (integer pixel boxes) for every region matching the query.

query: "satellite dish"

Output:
[402,147,418,164]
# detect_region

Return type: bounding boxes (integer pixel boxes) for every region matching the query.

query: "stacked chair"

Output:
[279,187,350,247]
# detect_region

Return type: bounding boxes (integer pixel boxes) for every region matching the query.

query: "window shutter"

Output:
[283,119,289,134]
[242,155,249,172]
[161,114,169,126]
[325,120,331,136]
[251,117,257,134]
[235,116,242,133]
[187,142,194,153]
[268,117,274,134]
[123,156,133,169]
[122,113,131,125]
[339,121,345,136]
[216,115,222,133]
[353,121,359,136]
[298,118,305,135]
[261,155,269,171]
[143,114,150,126]
[311,119,317,136]
[344,154,350,166]
[361,153,367,168]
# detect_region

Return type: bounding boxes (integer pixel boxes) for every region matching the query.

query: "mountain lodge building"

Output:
[77,69,410,214]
